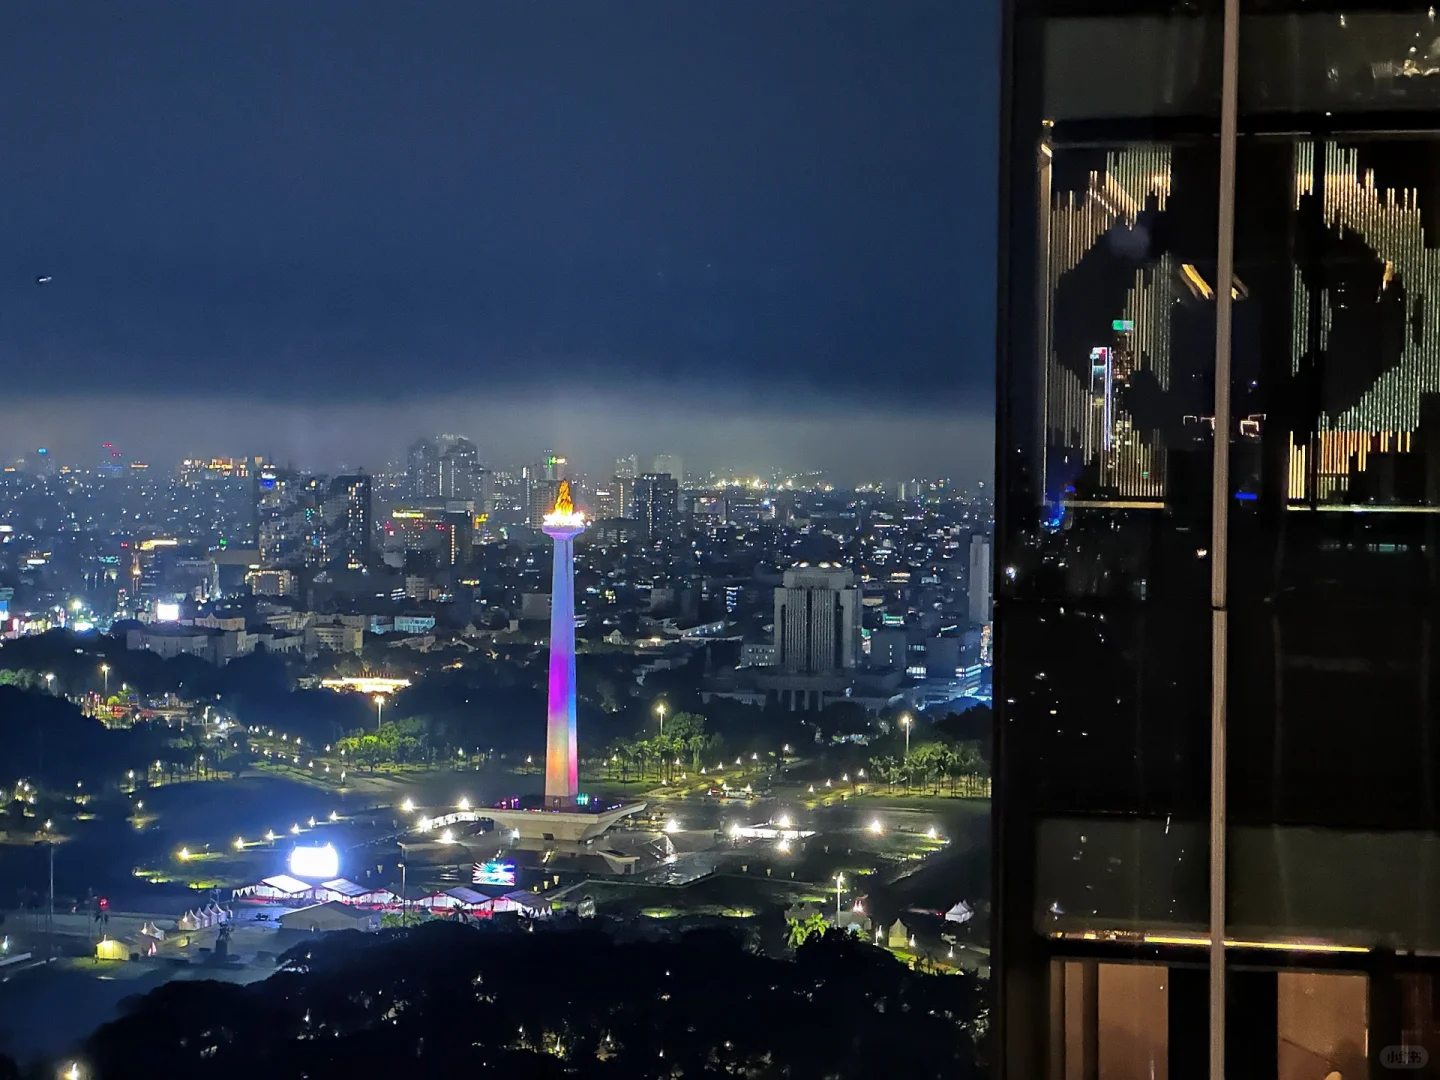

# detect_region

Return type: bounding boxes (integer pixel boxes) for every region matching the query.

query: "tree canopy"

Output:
[61,920,985,1079]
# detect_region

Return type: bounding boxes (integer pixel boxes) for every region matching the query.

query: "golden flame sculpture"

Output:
[553,479,574,516]
[543,479,585,529]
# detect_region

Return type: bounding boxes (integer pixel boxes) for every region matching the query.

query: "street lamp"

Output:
[100,664,109,695]
[835,873,844,919]
[900,714,913,757]
[655,700,666,737]
[399,861,408,926]
[44,673,55,695]
[373,693,386,732]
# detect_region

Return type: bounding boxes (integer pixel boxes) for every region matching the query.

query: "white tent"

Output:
[233,875,320,903]
[492,890,551,917]
[943,900,974,925]
[444,887,494,912]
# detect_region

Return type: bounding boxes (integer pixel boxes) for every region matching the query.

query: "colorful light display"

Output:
[473,861,517,886]
[541,480,584,807]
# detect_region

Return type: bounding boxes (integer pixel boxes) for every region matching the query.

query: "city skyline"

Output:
[0,392,992,484]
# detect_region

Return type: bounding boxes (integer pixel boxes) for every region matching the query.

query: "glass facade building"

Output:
[995,2,1440,1076]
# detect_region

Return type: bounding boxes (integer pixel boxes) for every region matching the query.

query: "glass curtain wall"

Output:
[996,1,1440,1077]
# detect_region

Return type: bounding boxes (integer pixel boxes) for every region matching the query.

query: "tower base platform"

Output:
[485,800,647,843]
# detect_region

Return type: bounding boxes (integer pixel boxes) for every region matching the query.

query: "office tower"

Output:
[438,437,479,500]
[593,482,619,520]
[527,477,561,530]
[254,466,300,567]
[614,454,639,479]
[443,508,473,566]
[772,566,858,675]
[384,506,463,565]
[632,472,679,539]
[616,475,636,518]
[652,452,683,484]
[476,467,495,513]
[325,474,372,570]
[407,438,440,499]
[540,480,585,807]
[967,534,991,627]
[994,6,1440,1076]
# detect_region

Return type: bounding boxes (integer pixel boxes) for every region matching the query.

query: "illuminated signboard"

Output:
[154,602,181,622]
[290,844,340,879]
[473,861,516,887]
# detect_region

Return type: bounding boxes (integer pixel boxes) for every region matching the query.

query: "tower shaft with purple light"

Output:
[541,481,585,808]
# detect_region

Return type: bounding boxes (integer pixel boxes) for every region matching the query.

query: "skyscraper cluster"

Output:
[408,435,490,508]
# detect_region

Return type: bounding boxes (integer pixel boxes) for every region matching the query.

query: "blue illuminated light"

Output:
[473,861,516,887]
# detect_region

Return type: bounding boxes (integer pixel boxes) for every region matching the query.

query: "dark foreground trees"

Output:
[54,920,985,1079]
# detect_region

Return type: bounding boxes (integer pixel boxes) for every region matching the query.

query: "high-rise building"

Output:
[593,482,619,521]
[967,534,990,628]
[407,438,439,499]
[325,474,372,570]
[632,472,679,539]
[614,454,639,479]
[438,437,479,500]
[616,475,636,519]
[652,453,683,484]
[443,507,473,566]
[384,506,463,565]
[994,5,1440,1075]
[772,566,858,675]
[254,466,300,568]
[527,477,562,530]
[477,466,495,513]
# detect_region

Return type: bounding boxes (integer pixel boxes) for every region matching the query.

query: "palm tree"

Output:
[685,733,708,773]
[869,755,899,794]
[786,912,829,949]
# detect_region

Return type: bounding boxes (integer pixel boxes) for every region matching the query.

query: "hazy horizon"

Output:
[0,389,993,485]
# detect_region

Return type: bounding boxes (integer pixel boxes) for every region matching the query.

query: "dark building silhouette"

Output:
[995,4,1440,1076]
[633,473,679,540]
[407,437,440,499]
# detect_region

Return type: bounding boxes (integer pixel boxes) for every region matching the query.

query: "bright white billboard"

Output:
[289,843,339,879]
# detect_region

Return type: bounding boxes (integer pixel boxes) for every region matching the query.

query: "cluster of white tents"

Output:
[232,876,552,918]
[233,875,396,907]
[95,911,203,961]
[412,886,552,918]
[176,904,233,931]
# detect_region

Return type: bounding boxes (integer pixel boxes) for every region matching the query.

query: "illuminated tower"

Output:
[541,480,585,807]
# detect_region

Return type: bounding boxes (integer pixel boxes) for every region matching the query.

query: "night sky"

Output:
[0,1,995,479]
